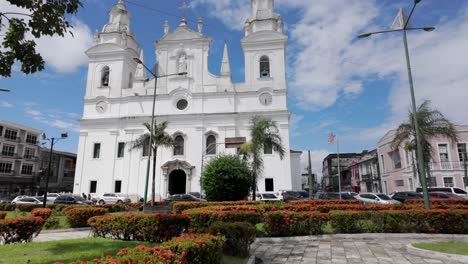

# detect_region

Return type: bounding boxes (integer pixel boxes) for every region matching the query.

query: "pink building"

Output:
[377,125,468,194]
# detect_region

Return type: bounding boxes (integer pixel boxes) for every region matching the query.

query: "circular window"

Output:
[176,99,188,110]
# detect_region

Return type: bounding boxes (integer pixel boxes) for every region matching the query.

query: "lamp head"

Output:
[357,33,372,39]
[61,132,68,139]
[423,27,435,32]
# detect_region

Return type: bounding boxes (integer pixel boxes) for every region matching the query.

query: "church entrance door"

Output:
[168,169,186,195]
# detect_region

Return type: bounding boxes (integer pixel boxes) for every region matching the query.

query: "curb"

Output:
[254,233,468,243]
[407,243,468,263]
[40,227,92,234]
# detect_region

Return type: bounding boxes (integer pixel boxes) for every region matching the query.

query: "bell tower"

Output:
[84,0,140,99]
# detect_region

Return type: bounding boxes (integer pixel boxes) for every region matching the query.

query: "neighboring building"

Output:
[349,150,381,193]
[377,125,468,194]
[38,149,77,194]
[0,120,42,197]
[74,0,296,199]
[322,153,362,192]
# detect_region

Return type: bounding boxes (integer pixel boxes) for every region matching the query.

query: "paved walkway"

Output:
[251,234,468,264]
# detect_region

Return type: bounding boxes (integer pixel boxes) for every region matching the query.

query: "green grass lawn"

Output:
[0,238,155,264]
[413,241,468,256]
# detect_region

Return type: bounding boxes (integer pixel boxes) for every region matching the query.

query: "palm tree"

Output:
[240,116,285,200]
[133,121,175,206]
[391,100,458,184]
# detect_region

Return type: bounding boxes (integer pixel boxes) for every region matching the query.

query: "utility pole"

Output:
[308,150,314,199]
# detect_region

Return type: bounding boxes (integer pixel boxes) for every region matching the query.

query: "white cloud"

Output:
[0,101,13,108]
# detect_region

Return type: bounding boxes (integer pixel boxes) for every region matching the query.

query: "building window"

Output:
[26,134,37,144]
[21,164,33,175]
[90,181,97,193]
[206,135,216,155]
[93,143,101,159]
[265,178,274,192]
[4,129,17,140]
[264,142,273,155]
[101,66,110,87]
[115,180,122,193]
[0,163,12,174]
[1,144,15,157]
[395,180,404,187]
[443,177,454,187]
[174,135,184,156]
[259,55,270,78]
[391,150,401,169]
[117,142,125,158]
[458,143,467,162]
[24,148,35,159]
[142,143,150,157]
[128,72,133,88]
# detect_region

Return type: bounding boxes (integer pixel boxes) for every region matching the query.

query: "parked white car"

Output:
[97,193,131,204]
[356,193,401,205]
[256,193,282,201]
[11,196,42,204]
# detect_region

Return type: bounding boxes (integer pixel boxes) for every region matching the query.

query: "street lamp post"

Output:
[357,0,434,209]
[133,58,187,205]
[42,132,68,208]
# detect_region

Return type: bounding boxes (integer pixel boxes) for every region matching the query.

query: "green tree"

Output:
[391,100,458,183]
[133,122,175,205]
[201,155,251,201]
[0,0,82,77]
[240,116,285,200]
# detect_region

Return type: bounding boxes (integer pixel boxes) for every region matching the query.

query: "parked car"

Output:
[314,192,355,200]
[11,196,42,204]
[390,191,424,203]
[97,193,131,204]
[54,195,94,205]
[256,193,282,201]
[416,187,468,198]
[427,192,465,199]
[165,194,206,202]
[356,193,401,205]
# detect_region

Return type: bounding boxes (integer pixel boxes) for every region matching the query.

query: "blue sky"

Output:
[1,0,468,175]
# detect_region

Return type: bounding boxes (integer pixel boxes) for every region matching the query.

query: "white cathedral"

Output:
[73,0,302,200]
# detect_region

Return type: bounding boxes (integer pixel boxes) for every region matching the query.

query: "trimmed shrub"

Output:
[264,211,329,236]
[209,221,256,257]
[88,213,191,242]
[0,216,45,244]
[183,206,262,229]
[64,207,107,228]
[31,208,52,220]
[0,211,6,220]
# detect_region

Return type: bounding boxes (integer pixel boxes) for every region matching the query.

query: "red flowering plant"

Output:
[64,207,107,228]
[31,208,53,221]
[0,216,45,244]
[88,213,191,242]
[264,211,329,236]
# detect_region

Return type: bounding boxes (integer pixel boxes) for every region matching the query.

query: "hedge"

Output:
[329,210,468,234]
[61,233,225,264]
[31,208,52,220]
[209,221,256,257]
[0,211,6,220]
[183,206,263,229]
[88,213,191,242]
[0,216,45,244]
[264,211,329,237]
[64,207,107,228]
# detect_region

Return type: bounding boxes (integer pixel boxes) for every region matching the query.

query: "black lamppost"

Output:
[357,0,435,209]
[132,58,187,204]
[42,132,67,208]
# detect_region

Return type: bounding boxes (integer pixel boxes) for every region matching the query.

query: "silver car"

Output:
[97,193,131,204]
[356,193,401,205]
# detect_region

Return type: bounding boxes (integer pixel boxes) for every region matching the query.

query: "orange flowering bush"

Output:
[264,211,329,236]
[0,216,45,244]
[64,207,107,228]
[0,211,6,220]
[31,208,52,220]
[88,213,191,242]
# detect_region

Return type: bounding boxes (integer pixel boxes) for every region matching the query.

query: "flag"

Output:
[328,132,335,144]
[391,8,409,30]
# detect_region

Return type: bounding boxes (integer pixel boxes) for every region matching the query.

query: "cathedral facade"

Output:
[73,0,300,199]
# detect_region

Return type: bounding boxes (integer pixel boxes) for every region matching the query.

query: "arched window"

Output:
[259,56,270,78]
[128,72,133,88]
[174,135,184,156]
[101,66,110,87]
[206,135,216,155]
